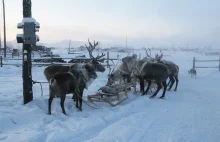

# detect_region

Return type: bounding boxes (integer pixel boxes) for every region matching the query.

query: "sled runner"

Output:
[87,83,134,107]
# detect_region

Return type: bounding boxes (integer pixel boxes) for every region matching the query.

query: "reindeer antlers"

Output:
[85,39,99,59]
[85,38,105,61]
[144,47,163,62]
[144,47,154,59]
[95,53,105,62]
[155,50,163,61]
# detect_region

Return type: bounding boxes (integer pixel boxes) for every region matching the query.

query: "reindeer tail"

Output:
[49,78,57,86]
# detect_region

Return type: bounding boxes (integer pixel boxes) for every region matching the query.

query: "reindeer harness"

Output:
[132,61,149,77]
[118,66,130,75]
[67,71,82,94]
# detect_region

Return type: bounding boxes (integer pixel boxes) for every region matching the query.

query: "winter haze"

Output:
[1,0,220,48]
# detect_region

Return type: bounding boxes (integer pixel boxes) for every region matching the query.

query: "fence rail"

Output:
[192,56,220,71]
[0,52,117,67]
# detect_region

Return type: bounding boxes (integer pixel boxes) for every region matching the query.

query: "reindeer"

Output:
[122,55,170,99]
[106,61,131,86]
[106,55,139,93]
[144,48,179,91]
[48,64,97,115]
[44,39,105,82]
[44,39,105,100]
[188,68,196,78]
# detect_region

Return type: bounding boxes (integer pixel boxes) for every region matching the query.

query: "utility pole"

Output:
[17,0,40,104]
[0,31,1,54]
[126,36,127,52]
[187,41,188,50]
[68,39,71,53]
[22,0,33,104]
[2,0,6,57]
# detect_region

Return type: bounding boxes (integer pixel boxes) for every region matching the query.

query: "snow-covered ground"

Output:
[0,50,220,142]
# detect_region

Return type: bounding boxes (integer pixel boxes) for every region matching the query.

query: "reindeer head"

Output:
[107,60,117,85]
[144,47,163,62]
[122,54,137,73]
[84,64,97,79]
[85,39,106,72]
[155,50,163,62]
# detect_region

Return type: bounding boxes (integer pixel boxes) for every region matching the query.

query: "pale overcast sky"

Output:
[1,0,220,48]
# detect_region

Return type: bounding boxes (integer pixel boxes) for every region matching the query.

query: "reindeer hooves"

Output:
[150,96,155,99]
[167,89,171,91]
[78,108,82,112]
[174,89,177,91]
[159,96,164,99]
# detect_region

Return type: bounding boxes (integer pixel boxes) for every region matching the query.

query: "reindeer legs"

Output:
[150,82,162,99]
[167,76,175,91]
[75,93,79,109]
[48,86,54,115]
[143,80,152,95]
[174,75,179,91]
[48,95,54,115]
[78,90,83,111]
[160,81,167,99]
[167,78,171,86]
[60,94,67,115]
[72,94,75,101]
[139,78,145,93]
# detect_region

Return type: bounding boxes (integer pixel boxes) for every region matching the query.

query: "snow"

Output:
[16,34,24,38]
[0,50,220,142]
[17,18,40,28]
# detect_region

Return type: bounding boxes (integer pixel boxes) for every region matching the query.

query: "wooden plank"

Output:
[1,57,118,61]
[2,63,112,66]
[2,58,23,60]
[195,60,220,62]
[195,66,219,68]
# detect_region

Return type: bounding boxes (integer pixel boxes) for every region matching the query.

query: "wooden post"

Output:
[3,0,7,58]
[22,0,34,104]
[0,56,2,67]
[50,52,53,65]
[219,56,220,71]
[139,53,141,60]
[107,52,109,68]
[193,57,195,70]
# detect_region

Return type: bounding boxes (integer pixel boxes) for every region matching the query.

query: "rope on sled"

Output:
[76,93,99,109]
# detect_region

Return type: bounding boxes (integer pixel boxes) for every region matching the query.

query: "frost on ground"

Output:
[0,51,220,142]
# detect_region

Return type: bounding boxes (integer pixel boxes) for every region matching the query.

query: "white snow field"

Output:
[0,50,220,142]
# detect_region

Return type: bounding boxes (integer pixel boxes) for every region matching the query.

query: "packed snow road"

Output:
[0,51,220,142]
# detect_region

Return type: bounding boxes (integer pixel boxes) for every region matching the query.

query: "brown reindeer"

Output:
[44,39,105,82]
[122,55,170,99]
[106,61,131,85]
[48,64,97,115]
[144,48,179,91]
[44,39,105,102]
[106,55,138,93]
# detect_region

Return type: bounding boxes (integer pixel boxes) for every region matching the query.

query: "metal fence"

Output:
[192,56,220,71]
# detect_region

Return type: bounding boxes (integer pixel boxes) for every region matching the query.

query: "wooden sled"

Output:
[87,83,134,107]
